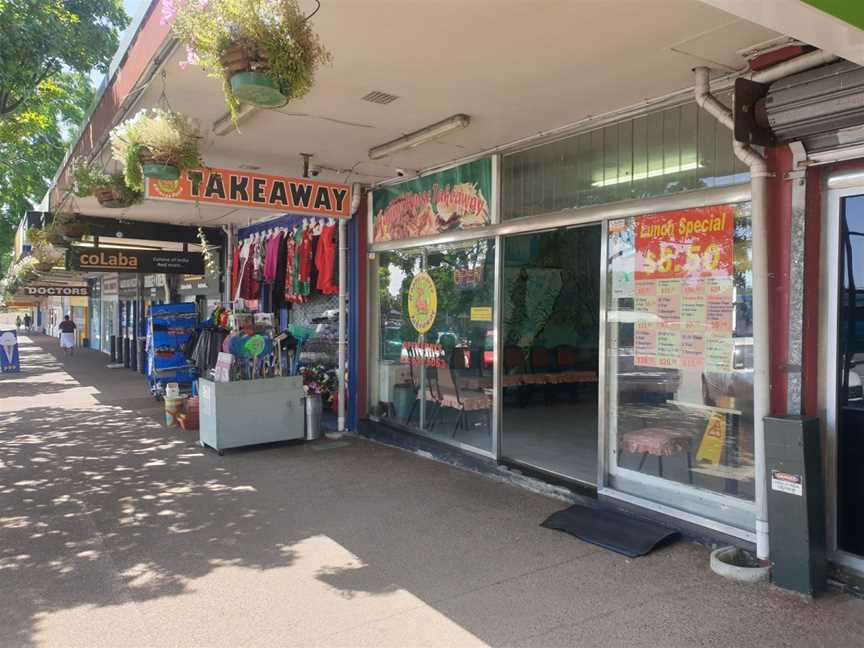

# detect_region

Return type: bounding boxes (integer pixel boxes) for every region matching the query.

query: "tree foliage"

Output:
[0,0,128,117]
[0,1,129,273]
[0,72,94,273]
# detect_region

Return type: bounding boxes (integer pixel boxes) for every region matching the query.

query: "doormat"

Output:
[541,503,679,558]
[310,441,351,451]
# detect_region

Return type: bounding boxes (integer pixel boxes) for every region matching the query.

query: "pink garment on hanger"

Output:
[263,232,282,283]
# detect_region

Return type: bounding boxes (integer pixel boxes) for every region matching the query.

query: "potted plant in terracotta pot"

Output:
[110,108,202,191]
[71,157,142,209]
[166,0,331,121]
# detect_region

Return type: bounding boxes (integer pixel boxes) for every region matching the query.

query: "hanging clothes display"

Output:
[284,228,300,304]
[273,229,288,311]
[316,223,338,295]
[239,238,260,301]
[298,224,313,298]
[231,245,241,300]
[263,231,283,283]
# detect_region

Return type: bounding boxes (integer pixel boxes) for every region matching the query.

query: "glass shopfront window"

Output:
[502,98,748,221]
[373,239,496,453]
[605,202,754,529]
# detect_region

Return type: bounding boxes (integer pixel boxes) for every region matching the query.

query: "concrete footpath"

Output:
[1,335,863,648]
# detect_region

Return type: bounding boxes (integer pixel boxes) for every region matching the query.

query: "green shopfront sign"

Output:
[372,158,492,243]
[802,1,864,31]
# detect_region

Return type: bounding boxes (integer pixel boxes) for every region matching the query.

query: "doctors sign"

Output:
[145,167,352,218]
[67,248,205,274]
[24,285,90,297]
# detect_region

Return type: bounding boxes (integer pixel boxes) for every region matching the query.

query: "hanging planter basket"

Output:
[94,185,136,209]
[220,44,287,108]
[138,148,180,181]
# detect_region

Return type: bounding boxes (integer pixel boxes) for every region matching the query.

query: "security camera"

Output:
[308,165,321,177]
[395,168,407,177]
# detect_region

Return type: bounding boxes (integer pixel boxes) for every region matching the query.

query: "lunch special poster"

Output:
[372,158,492,243]
[632,206,736,371]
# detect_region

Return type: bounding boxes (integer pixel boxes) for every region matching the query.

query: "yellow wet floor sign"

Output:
[696,413,726,464]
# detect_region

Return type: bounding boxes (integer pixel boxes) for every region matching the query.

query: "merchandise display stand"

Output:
[147,303,198,398]
[198,376,305,453]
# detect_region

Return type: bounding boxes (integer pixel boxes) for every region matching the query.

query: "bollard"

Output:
[123,338,131,368]
[138,340,147,375]
[110,335,117,363]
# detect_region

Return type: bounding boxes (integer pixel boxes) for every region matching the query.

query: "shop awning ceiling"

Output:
[61,0,780,227]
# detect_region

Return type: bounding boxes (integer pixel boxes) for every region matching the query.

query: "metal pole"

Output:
[336,218,347,437]
[224,225,235,306]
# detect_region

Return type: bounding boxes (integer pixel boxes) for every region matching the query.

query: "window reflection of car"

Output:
[382,324,403,361]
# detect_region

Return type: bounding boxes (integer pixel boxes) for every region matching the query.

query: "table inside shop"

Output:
[667,399,747,495]
[460,370,598,391]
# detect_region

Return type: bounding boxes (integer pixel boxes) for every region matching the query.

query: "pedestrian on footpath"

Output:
[16,315,22,330]
[58,315,76,356]
[23,313,31,332]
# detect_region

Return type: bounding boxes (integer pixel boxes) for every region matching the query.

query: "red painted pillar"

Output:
[765,146,793,415]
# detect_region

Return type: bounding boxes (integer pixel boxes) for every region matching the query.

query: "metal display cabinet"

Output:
[198,376,305,454]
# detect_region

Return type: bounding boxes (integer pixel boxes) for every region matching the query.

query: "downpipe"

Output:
[695,66,771,560]
[335,184,362,436]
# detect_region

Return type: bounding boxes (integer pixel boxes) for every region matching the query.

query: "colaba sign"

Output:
[67,248,204,274]
[145,167,352,218]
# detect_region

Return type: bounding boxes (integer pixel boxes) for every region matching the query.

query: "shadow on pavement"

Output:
[1,336,863,647]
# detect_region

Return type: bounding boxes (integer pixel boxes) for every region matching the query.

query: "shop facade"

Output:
[366,96,759,541]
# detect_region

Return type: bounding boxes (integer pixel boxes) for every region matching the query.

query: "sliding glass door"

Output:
[499,224,602,483]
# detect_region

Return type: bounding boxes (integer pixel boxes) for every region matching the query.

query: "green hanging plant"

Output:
[110,108,202,192]
[71,157,143,208]
[165,0,332,122]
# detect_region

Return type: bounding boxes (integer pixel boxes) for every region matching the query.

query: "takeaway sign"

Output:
[145,167,352,218]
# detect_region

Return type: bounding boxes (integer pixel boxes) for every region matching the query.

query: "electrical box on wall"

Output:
[764,416,827,596]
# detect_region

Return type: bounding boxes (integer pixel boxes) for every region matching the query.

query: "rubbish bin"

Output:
[305,394,322,440]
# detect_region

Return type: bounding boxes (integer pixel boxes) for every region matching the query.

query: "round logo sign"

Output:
[407,272,437,334]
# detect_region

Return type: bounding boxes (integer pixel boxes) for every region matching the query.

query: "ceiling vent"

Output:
[362,90,399,105]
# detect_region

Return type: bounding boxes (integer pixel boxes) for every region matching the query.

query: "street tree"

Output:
[0,72,93,273]
[0,0,128,118]
[0,1,129,273]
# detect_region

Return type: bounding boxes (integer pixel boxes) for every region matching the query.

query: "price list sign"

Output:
[633,206,735,371]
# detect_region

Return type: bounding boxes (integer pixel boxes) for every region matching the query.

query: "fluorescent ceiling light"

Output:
[369,114,471,160]
[592,161,701,187]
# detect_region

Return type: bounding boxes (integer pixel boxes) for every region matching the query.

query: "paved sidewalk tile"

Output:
[1,336,863,648]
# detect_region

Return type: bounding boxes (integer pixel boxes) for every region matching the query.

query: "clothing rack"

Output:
[233,210,350,437]
[237,213,337,241]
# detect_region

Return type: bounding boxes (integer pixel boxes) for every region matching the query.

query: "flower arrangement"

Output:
[164,0,331,120]
[70,157,142,208]
[2,256,40,296]
[28,237,66,272]
[300,364,335,403]
[110,108,202,192]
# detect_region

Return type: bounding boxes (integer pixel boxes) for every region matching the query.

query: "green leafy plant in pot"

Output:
[71,157,142,209]
[165,0,331,121]
[26,230,66,271]
[110,108,202,192]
